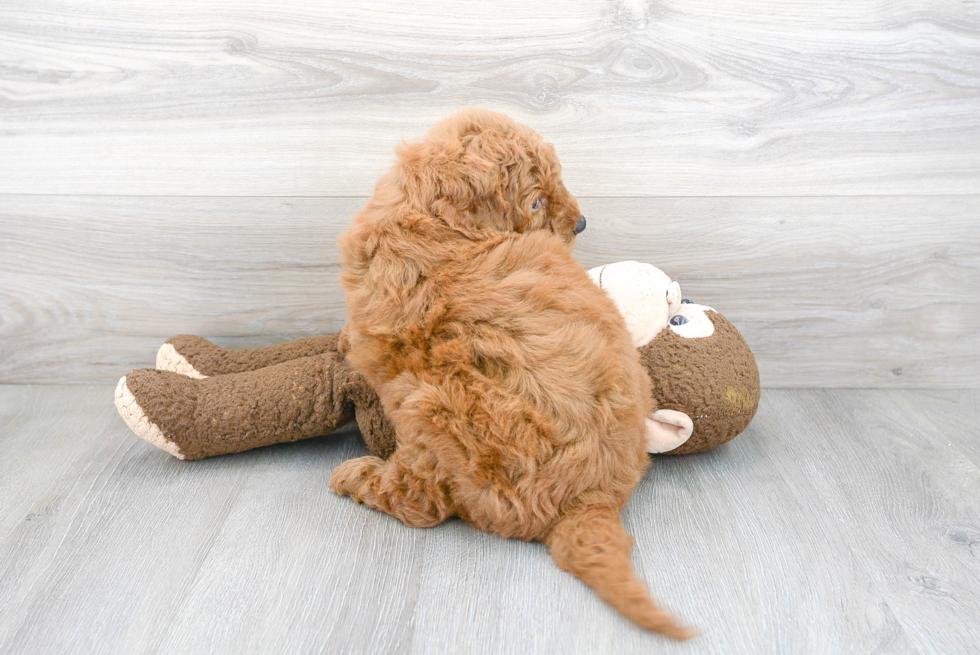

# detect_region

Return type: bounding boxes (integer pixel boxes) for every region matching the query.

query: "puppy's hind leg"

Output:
[330,446,454,528]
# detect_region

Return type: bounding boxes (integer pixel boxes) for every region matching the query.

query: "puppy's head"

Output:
[394,108,584,242]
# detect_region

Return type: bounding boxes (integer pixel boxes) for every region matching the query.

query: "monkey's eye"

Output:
[531,197,545,211]
[681,298,693,304]
[670,315,688,326]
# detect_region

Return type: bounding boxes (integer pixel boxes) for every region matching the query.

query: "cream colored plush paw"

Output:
[114,376,186,459]
[155,343,207,379]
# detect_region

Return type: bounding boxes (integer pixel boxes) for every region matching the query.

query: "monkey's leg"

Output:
[157,334,342,377]
[117,352,352,460]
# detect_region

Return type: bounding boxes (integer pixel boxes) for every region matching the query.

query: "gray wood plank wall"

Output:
[1,0,979,386]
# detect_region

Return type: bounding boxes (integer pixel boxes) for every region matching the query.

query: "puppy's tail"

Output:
[545,502,695,640]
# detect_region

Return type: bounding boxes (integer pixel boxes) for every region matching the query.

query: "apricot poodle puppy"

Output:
[331,109,692,638]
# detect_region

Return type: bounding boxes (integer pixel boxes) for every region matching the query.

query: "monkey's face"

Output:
[587,260,760,455]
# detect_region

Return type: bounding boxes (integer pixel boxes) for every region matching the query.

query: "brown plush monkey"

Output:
[116,261,759,460]
[588,261,760,455]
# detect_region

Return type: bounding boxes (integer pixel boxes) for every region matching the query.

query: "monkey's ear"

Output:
[645,410,694,453]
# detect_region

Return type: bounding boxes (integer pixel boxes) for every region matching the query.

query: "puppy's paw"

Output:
[330,456,384,498]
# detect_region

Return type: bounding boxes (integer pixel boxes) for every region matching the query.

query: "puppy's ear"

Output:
[396,132,510,235]
[394,140,443,213]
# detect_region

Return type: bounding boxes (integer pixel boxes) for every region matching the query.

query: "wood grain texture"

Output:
[1,0,978,196]
[2,194,978,387]
[1,385,978,653]
[0,195,361,385]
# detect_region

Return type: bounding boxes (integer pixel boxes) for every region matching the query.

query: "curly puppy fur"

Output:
[332,109,692,639]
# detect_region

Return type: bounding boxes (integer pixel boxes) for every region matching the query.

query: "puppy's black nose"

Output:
[573,215,587,235]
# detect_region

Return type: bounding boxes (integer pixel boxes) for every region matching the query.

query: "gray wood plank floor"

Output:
[1,385,977,654]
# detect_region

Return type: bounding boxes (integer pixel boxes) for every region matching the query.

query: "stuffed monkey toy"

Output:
[115,262,759,460]
[588,261,760,455]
